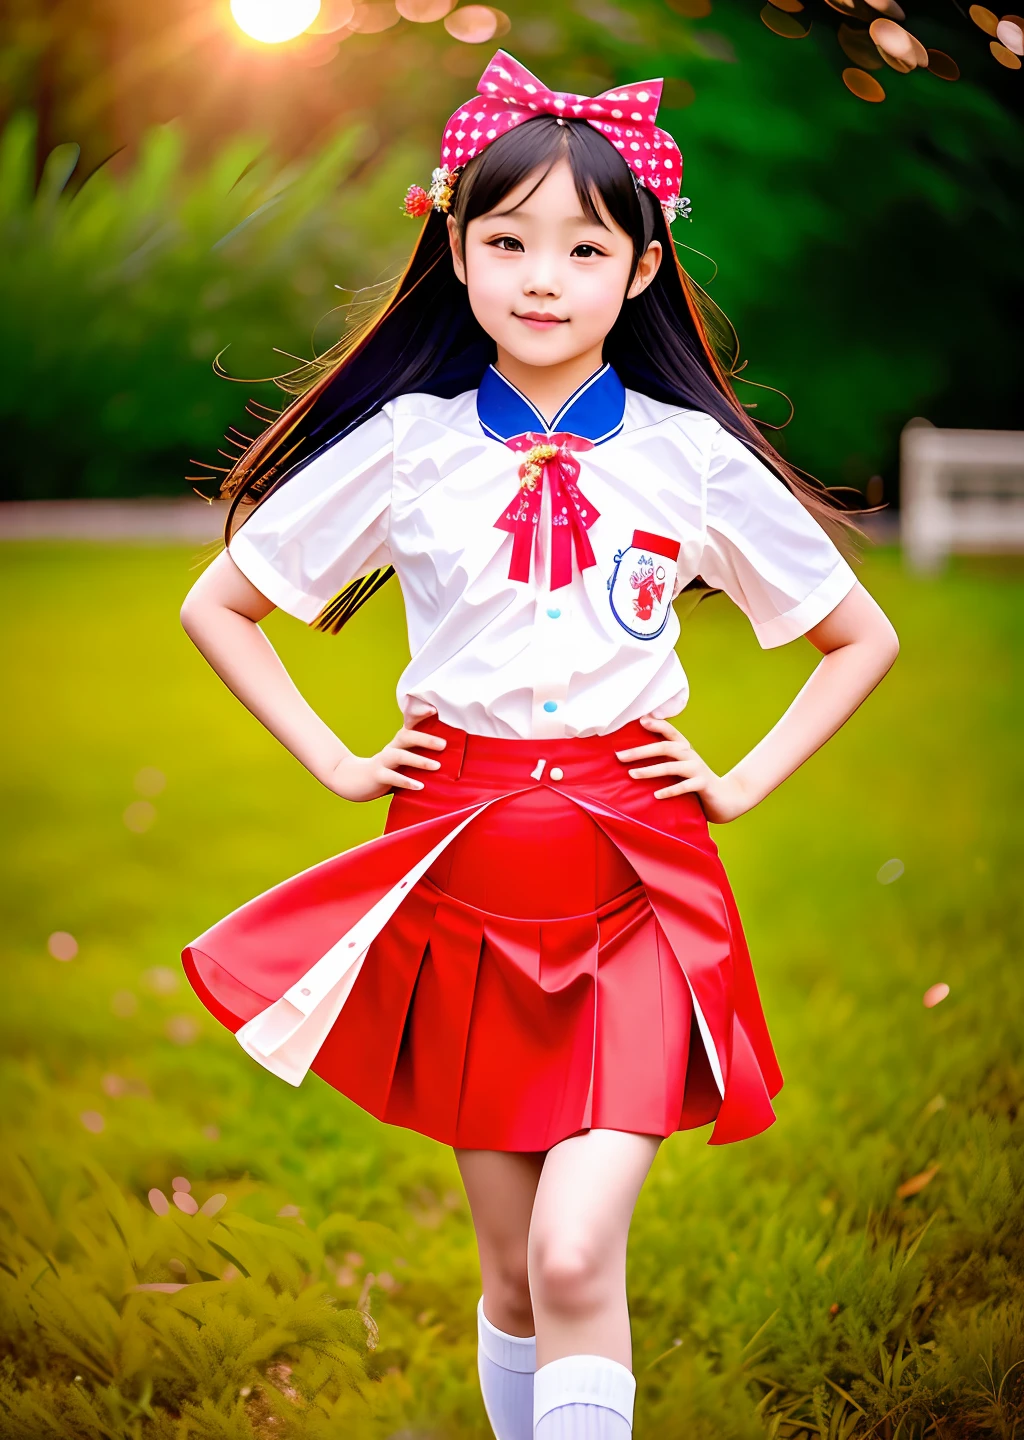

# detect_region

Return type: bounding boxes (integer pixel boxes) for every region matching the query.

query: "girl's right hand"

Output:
[323,719,446,802]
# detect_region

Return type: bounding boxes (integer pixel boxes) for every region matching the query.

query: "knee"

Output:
[529,1233,612,1318]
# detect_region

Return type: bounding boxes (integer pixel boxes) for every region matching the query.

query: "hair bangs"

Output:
[453,117,651,272]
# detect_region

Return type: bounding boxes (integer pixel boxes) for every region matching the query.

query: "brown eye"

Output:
[491,236,524,252]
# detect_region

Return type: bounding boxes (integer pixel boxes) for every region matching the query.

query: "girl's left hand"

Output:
[616,716,750,824]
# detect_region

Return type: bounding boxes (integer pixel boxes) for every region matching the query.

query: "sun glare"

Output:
[230,0,322,43]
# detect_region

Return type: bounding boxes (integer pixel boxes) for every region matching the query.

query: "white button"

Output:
[549,767,564,782]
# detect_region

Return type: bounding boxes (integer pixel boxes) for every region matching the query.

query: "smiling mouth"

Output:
[515,312,568,329]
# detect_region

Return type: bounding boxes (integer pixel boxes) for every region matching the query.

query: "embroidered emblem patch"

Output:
[608,529,681,640]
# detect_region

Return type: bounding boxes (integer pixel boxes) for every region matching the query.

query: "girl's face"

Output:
[448,157,662,373]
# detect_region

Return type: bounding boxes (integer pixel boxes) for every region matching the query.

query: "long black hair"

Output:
[210,115,859,633]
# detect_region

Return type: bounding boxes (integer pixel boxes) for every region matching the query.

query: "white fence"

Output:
[901,422,1024,572]
[0,498,227,542]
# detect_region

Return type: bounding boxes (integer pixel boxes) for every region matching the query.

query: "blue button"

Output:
[543,700,558,713]
[546,607,561,619]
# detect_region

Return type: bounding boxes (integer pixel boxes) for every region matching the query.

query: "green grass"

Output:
[1,542,1022,1439]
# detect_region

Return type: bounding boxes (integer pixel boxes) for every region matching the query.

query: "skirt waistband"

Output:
[409,716,652,788]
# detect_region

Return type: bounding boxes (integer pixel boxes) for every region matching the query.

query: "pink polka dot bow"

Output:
[440,50,690,224]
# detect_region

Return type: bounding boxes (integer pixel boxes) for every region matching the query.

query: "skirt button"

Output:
[549,767,564,782]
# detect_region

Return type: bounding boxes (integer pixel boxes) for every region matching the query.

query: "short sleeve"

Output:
[228,408,393,623]
[698,425,857,648]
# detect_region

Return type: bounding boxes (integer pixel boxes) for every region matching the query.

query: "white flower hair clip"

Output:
[662,194,693,223]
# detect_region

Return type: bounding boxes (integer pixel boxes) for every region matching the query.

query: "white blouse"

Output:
[228,364,856,741]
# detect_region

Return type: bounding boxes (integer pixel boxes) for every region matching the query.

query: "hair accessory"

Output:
[662,194,693,222]
[403,164,460,217]
[433,49,690,226]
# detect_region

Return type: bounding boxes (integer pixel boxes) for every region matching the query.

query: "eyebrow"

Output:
[483,205,612,230]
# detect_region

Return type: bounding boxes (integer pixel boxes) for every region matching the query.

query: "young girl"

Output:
[180,51,898,1440]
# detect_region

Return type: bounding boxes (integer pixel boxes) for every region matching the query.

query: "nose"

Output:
[523,256,561,300]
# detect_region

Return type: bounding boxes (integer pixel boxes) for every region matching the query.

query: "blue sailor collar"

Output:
[477,362,625,445]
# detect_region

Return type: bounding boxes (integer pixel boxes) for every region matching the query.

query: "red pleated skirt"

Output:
[182,718,783,1151]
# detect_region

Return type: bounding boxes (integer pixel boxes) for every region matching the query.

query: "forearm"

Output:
[617,585,899,821]
[726,634,894,810]
[181,602,349,786]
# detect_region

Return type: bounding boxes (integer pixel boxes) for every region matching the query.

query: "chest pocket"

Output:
[607,529,681,640]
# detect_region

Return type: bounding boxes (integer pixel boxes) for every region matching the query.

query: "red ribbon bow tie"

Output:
[441,50,685,212]
[494,434,599,591]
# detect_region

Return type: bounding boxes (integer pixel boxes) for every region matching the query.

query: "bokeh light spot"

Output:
[48,931,78,961]
[231,0,321,43]
[350,3,401,31]
[923,982,950,1008]
[969,3,999,32]
[309,0,355,28]
[144,966,179,996]
[878,47,913,70]
[869,18,928,66]
[996,18,1024,52]
[826,0,879,22]
[173,1190,199,1215]
[111,990,138,1018]
[166,1015,199,1045]
[444,4,500,41]
[396,0,456,18]
[864,0,905,18]
[846,67,887,97]
[990,38,1022,64]
[123,800,156,833]
[80,1110,105,1133]
[102,1072,149,1098]
[761,5,811,35]
[148,1188,170,1215]
[172,1176,192,1193]
[877,857,905,884]
[201,1193,228,1216]
[134,766,165,797]
[926,48,960,78]
[838,23,885,68]
[666,0,713,13]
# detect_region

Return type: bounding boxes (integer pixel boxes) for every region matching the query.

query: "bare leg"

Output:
[456,1146,546,1335]
[456,1148,546,1440]
[528,1128,661,1369]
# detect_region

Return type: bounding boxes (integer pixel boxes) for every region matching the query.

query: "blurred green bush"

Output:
[0,111,421,501]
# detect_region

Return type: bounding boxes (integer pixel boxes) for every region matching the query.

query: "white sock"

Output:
[477,1295,537,1440]
[534,1354,636,1439]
